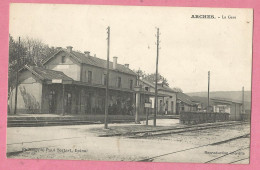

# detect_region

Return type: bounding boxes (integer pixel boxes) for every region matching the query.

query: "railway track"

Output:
[103,121,248,138]
[7,132,250,163]
[137,133,250,162]
[7,121,250,163]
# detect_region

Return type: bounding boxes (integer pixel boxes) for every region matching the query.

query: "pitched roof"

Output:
[140,79,155,87]
[160,84,177,93]
[23,65,73,81]
[190,96,214,107]
[211,97,243,104]
[177,92,196,105]
[140,79,176,93]
[42,49,137,76]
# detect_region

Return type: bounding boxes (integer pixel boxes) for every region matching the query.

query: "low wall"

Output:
[180,112,230,125]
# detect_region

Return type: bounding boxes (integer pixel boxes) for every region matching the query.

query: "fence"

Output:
[180,112,230,125]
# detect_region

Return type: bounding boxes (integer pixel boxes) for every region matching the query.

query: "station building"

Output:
[176,92,198,114]
[137,79,177,115]
[211,98,243,121]
[9,46,137,115]
[9,46,178,119]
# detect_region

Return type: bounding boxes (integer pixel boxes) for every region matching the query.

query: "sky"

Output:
[9,4,253,93]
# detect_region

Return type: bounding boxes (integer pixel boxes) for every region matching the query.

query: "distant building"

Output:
[191,100,203,111]
[138,79,177,115]
[211,98,243,121]
[176,92,198,114]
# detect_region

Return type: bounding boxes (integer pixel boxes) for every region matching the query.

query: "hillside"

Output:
[187,91,251,110]
[187,91,251,102]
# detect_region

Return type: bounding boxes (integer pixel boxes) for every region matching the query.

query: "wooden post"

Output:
[14,37,20,115]
[104,26,110,129]
[62,84,65,116]
[132,93,135,116]
[135,70,141,124]
[135,91,140,124]
[208,71,210,112]
[242,86,245,114]
[146,108,149,126]
[154,28,160,127]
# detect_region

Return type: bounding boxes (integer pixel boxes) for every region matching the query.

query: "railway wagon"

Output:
[180,112,230,125]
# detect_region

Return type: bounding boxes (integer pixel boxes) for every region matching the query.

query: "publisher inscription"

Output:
[22,147,88,153]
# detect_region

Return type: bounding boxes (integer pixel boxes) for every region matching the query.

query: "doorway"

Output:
[85,93,92,114]
[49,90,56,113]
[65,92,72,114]
[171,101,174,114]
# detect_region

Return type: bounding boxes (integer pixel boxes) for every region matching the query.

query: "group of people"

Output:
[108,101,135,115]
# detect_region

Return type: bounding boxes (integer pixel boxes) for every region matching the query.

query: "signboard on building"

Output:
[145,102,151,108]
[52,79,62,83]
[57,65,70,69]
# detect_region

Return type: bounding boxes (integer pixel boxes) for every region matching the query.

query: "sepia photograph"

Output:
[7,3,253,164]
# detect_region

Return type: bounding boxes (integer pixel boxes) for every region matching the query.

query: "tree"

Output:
[133,69,184,91]
[133,69,147,79]
[172,87,183,93]
[8,35,60,99]
[144,73,169,87]
[8,35,27,98]
[22,37,59,66]
[133,69,169,87]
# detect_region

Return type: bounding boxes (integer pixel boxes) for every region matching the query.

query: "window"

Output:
[103,74,107,85]
[84,70,87,82]
[159,100,163,112]
[130,80,133,90]
[61,56,65,63]
[166,101,168,108]
[117,77,121,88]
[88,71,92,83]
[145,97,150,103]
[145,86,149,91]
[171,101,174,112]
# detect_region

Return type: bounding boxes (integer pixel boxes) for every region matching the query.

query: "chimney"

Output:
[158,80,163,87]
[84,51,90,57]
[113,56,118,69]
[66,46,73,52]
[124,64,129,68]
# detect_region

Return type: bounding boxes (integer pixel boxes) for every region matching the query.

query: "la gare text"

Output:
[191,15,236,19]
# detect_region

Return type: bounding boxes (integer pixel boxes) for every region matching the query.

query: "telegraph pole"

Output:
[154,28,160,127]
[135,69,141,124]
[242,86,245,113]
[207,71,210,112]
[104,26,110,129]
[14,37,20,115]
